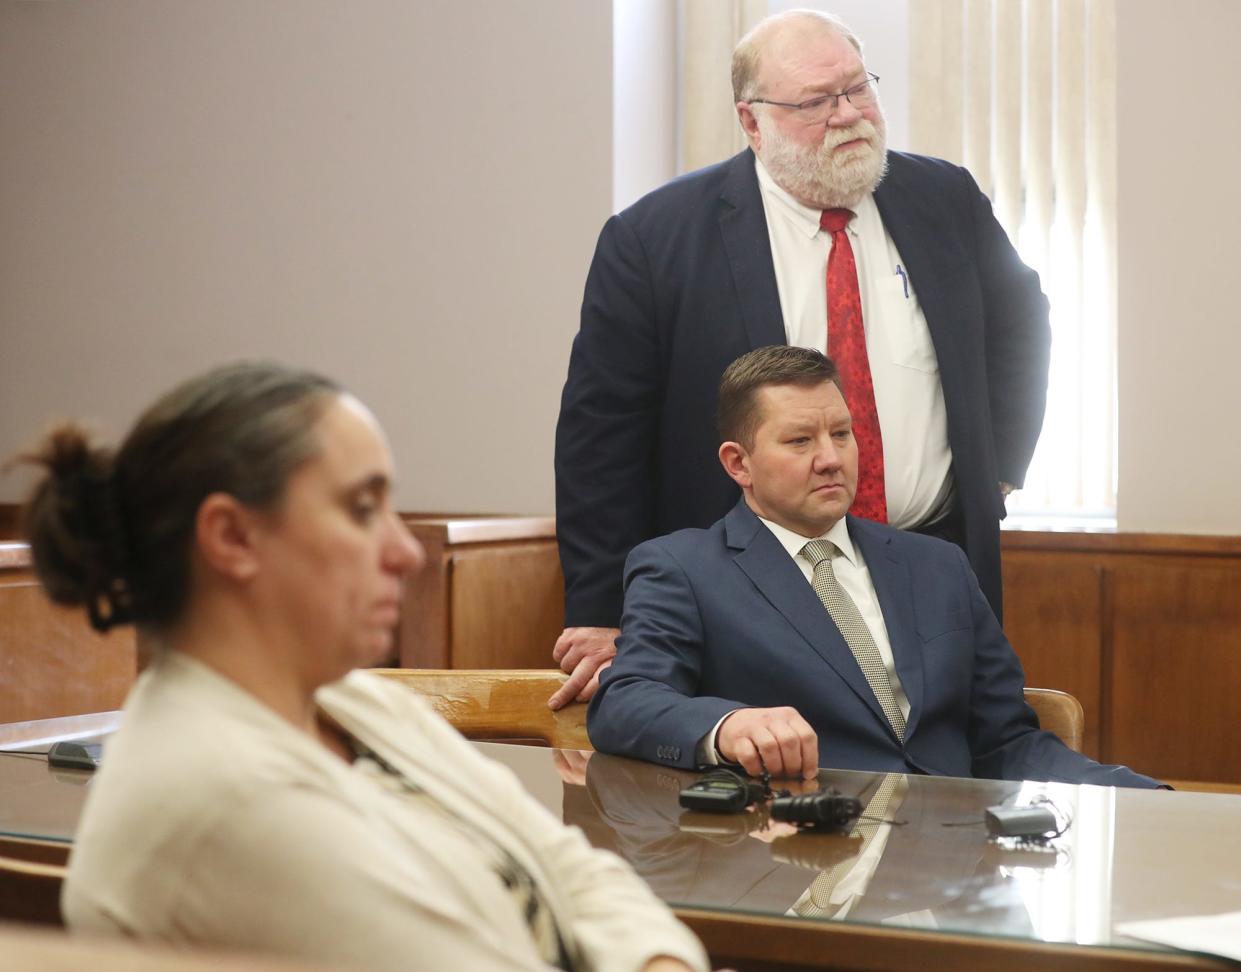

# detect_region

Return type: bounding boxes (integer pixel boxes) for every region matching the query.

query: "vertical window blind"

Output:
[910,0,1118,524]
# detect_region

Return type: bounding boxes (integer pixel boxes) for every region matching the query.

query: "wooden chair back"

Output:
[1023,687,1084,752]
[372,669,592,751]
[0,836,69,926]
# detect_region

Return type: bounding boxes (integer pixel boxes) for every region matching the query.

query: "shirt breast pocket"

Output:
[875,273,939,375]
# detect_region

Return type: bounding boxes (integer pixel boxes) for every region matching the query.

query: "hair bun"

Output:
[18,423,134,631]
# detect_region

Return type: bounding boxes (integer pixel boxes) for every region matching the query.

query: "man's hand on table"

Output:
[717,707,819,780]
[548,626,619,709]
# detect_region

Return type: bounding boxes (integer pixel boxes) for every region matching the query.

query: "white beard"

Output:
[756,112,889,209]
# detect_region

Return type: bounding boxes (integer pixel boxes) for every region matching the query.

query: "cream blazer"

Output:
[63,652,708,972]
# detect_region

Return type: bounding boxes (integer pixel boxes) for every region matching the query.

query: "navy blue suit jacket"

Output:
[556,149,1051,626]
[588,501,1159,788]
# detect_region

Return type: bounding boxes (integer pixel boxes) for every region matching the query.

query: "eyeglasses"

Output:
[748,74,880,124]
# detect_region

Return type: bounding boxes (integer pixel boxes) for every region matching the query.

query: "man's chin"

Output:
[795,496,850,532]
[793,154,886,210]
[833,148,887,196]
[818,489,855,514]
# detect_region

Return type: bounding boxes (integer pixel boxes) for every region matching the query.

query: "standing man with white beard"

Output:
[550,9,1051,709]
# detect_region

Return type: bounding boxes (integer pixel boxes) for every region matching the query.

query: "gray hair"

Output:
[732,9,864,103]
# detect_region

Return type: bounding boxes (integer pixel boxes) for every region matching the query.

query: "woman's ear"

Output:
[195,493,262,582]
[718,440,753,489]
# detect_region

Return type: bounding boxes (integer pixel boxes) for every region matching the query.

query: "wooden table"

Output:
[0,711,119,845]
[3,716,1238,972]
[490,744,1240,972]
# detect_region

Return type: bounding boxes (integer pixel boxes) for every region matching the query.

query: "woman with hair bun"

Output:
[21,362,706,972]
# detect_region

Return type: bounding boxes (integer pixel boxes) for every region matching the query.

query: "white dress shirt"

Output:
[755,156,953,529]
[700,513,910,764]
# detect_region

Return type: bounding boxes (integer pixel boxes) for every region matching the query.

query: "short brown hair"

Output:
[716,346,841,449]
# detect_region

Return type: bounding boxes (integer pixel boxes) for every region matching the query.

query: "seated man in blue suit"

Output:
[588,346,1161,788]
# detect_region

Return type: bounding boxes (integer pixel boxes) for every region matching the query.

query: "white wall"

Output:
[0,0,612,514]
[612,0,909,211]
[3,1,1238,536]
[1115,0,1241,533]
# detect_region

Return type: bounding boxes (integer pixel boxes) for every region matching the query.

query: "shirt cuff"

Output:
[697,709,743,766]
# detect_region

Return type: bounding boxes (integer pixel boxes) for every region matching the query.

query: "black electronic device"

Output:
[678,769,768,814]
[770,788,862,832]
[984,804,1058,839]
[47,741,102,772]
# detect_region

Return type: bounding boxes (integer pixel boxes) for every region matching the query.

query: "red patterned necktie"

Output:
[820,208,887,523]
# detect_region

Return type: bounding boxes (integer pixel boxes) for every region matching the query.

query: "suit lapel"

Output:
[848,517,926,739]
[725,503,893,731]
[717,150,786,351]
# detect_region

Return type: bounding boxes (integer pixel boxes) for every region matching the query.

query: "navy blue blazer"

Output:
[588,501,1160,789]
[556,149,1051,627]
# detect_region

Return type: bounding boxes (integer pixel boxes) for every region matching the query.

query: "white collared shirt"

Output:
[699,514,910,765]
[757,515,910,724]
[754,156,953,530]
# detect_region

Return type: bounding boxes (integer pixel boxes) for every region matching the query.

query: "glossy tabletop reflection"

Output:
[476,743,1241,961]
[0,711,119,843]
[4,716,1238,967]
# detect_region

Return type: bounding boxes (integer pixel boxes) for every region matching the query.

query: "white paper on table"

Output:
[1116,911,1241,962]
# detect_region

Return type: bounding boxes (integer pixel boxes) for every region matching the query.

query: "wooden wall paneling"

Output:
[396,517,561,670]
[1001,554,1105,758]
[1002,532,1241,781]
[1099,562,1116,765]
[0,504,20,540]
[1107,562,1241,784]
[448,540,565,669]
[396,524,450,668]
[1002,532,1241,559]
[0,549,136,723]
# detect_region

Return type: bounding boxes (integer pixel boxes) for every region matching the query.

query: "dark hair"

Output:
[716,346,841,449]
[18,361,341,632]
